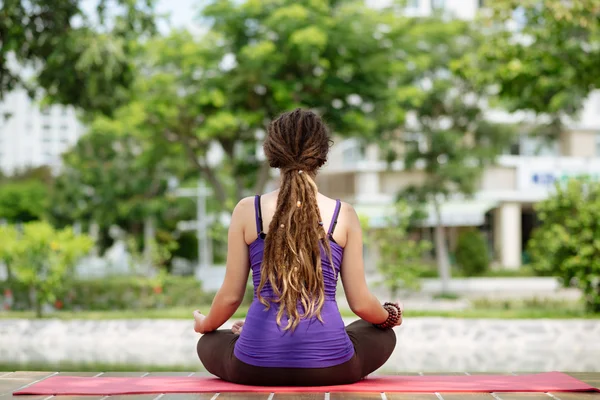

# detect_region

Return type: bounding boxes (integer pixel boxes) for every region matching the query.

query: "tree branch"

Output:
[219,138,245,201]
[167,129,228,205]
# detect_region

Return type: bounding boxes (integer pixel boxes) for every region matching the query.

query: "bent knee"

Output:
[196,334,213,365]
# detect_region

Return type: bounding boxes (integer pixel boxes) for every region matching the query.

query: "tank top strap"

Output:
[328,199,342,236]
[254,195,264,234]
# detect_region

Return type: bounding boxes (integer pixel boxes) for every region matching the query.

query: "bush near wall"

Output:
[455,229,490,276]
[1,276,256,311]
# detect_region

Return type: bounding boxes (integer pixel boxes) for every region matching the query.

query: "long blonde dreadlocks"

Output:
[258,109,334,331]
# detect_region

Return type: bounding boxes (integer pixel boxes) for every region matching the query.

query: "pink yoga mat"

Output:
[13,372,598,395]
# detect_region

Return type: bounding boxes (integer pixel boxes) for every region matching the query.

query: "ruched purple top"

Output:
[233,195,355,368]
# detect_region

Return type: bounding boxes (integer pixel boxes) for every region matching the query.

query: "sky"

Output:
[153,0,393,33]
[155,0,202,33]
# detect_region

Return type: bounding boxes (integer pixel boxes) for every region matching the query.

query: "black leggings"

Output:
[197,319,396,386]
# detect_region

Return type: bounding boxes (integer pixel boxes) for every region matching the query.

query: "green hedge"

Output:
[455,229,490,276]
[1,275,256,311]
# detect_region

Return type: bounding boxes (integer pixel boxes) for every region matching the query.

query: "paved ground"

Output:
[1,371,599,399]
[1,318,600,372]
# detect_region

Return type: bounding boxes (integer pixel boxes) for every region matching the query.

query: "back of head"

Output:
[259,108,333,331]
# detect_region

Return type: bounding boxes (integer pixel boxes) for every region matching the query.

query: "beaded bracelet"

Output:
[374,302,402,329]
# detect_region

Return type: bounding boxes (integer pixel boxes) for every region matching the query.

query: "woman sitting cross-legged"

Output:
[194,108,402,387]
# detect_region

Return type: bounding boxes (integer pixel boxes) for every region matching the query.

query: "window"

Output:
[61,108,68,116]
[42,124,51,130]
[41,108,51,116]
[407,0,420,7]
[60,124,69,131]
[595,133,600,157]
[342,144,365,165]
[431,0,445,9]
[508,135,559,156]
[478,0,485,8]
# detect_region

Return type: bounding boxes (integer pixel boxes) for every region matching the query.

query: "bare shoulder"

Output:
[231,196,256,223]
[235,196,255,211]
[340,201,360,223]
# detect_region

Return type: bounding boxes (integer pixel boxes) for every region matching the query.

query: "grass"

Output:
[418,266,539,279]
[2,302,599,320]
[0,361,201,373]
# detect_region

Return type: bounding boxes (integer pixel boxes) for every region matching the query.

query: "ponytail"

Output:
[257,168,333,331]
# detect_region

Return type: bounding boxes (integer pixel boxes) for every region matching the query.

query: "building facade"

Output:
[318,90,600,270]
[0,88,85,175]
[314,0,600,271]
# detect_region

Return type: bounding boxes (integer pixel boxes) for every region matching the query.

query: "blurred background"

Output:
[1,0,599,373]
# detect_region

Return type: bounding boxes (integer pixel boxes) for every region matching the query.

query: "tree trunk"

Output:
[89,221,100,257]
[31,287,42,318]
[143,216,155,273]
[433,201,451,294]
[254,160,271,195]
[180,135,228,205]
[35,300,43,318]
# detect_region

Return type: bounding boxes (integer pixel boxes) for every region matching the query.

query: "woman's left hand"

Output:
[393,302,404,327]
[193,310,208,334]
[232,320,245,335]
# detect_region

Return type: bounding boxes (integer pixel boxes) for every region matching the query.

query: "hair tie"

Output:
[298,170,303,174]
[296,201,302,208]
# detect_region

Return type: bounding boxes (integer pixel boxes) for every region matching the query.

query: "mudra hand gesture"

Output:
[232,320,244,335]
[193,310,207,334]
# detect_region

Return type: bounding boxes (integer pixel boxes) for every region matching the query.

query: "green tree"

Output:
[0,224,19,282]
[0,180,48,222]
[459,0,600,137]
[49,112,191,263]
[528,178,600,313]
[0,0,157,115]
[392,17,514,293]
[361,203,431,297]
[105,0,410,210]
[455,229,490,276]
[8,221,94,317]
[0,166,54,223]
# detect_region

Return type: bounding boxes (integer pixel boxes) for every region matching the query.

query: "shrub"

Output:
[0,275,215,311]
[5,222,94,317]
[528,178,600,313]
[455,229,490,276]
[362,202,432,297]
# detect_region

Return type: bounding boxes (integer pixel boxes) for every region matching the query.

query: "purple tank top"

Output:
[233,195,355,368]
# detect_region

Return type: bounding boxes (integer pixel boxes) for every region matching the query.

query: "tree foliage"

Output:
[0,0,157,115]
[95,0,412,210]
[0,166,53,223]
[2,222,94,317]
[361,202,432,297]
[458,0,600,135]
[49,109,192,258]
[0,180,48,223]
[391,17,514,291]
[528,178,600,313]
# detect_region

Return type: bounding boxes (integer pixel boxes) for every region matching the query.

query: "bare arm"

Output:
[200,198,251,332]
[340,203,389,324]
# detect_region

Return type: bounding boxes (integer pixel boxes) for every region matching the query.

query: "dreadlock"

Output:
[258,108,333,331]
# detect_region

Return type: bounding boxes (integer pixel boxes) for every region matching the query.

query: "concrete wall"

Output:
[560,130,597,158]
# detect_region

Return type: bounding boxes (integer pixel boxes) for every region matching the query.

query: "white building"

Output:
[0,88,85,174]
[317,0,600,270]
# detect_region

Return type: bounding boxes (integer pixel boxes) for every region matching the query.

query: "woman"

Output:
[194,109,402,386]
